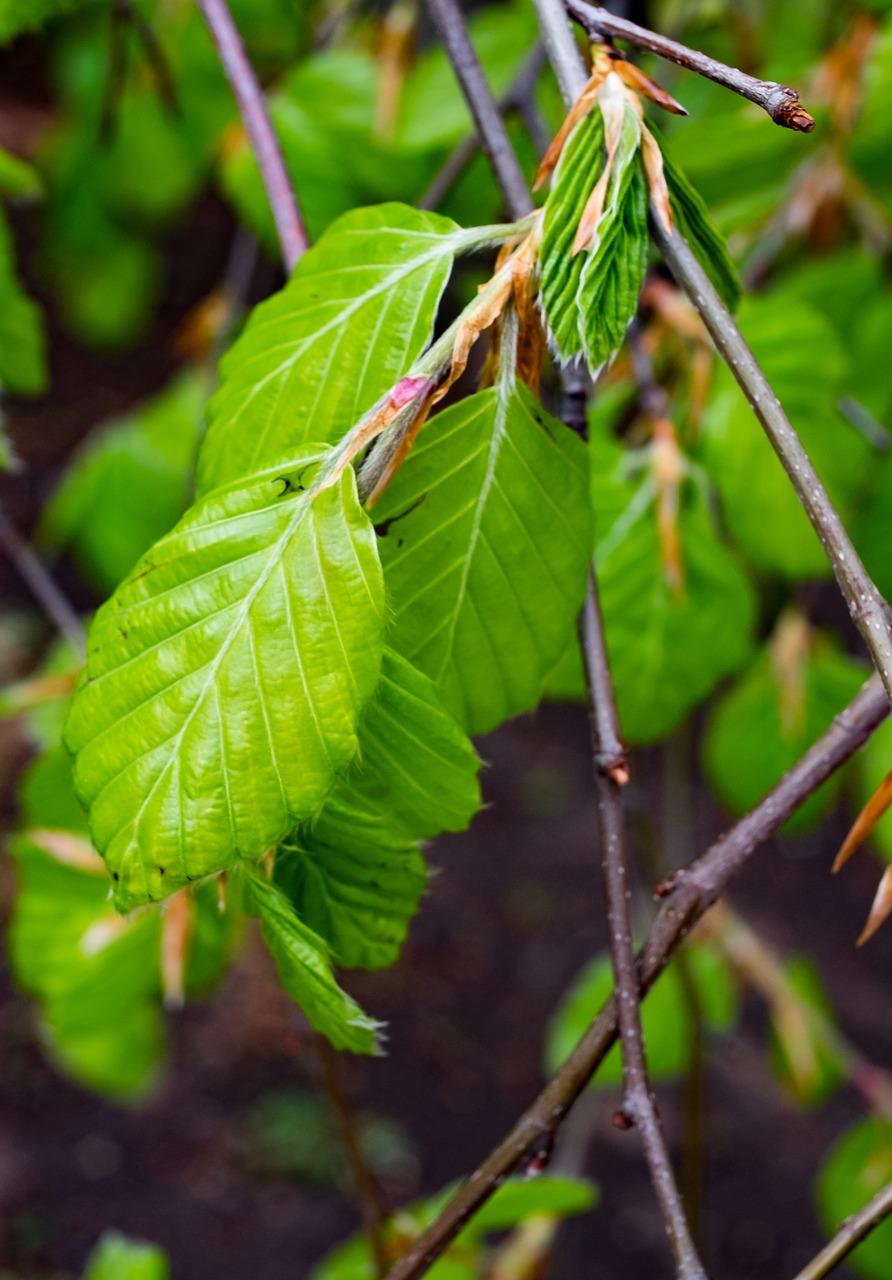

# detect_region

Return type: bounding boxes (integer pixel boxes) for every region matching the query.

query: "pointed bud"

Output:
[857,863,892,945]
[833,769,892,872]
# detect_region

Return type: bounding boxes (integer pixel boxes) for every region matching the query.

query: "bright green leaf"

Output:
[375,379,592,734]
[275,648,480,969]
[83,1233,169,1280]
[64,452,386,910]
[198,204,470,493]
[244,869,382,1055]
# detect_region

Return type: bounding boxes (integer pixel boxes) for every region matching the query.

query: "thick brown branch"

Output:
[382,672,890,1280]
[195,0,307,271]
[565,0,814,131]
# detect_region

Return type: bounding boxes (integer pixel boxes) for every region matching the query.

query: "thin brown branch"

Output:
[422,0,533,220]
[650,217,892,707]
[0,508,85,658]
[791,1177,892,1280]
[316,1037,390,1278]
[195,0,307,271]
[581,570,706,1280]
[382,672,890,1280]
[565,0,815,131]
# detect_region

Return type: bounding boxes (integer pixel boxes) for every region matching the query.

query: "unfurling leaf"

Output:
[375,378,592,734]
[539,74,649,372]
[64,450,386,910]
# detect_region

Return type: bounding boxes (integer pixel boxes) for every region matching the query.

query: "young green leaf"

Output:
[274,649,481,969]
[244,869,382,1055]
[38,372,204,595]
[82,1233,169,1280]
[375,381,592,734]
[0,205,47,395]
[817,1118,892,1280]
[540,108,605,361]
[64,451,386,910]
[704,621,867,834]
[540,93,649,371]
[198,204,476,493]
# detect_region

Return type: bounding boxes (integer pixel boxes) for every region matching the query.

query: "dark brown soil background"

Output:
[0,39,891,1280]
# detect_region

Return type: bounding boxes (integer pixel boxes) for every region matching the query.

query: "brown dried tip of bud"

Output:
[774,98,816,133]
[608,761,630,787]
[613,1108,634,1131]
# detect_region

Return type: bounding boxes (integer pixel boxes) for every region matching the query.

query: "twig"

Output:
[0,508,85,658]
[581,573,706,1280]
[382,671,890,1280]
[316,1037,389,1278]
[422,0,533,219]
[565,0,815,131]
[790,1177,892,1280]
[649,217,892,707]
[417,43,547,211]
[195,0,307,271]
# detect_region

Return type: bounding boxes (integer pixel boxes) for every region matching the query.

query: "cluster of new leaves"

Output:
[5,7,892,1272]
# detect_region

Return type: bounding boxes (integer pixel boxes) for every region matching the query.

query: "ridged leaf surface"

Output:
[375,381,592,733]
[65,450,385,910]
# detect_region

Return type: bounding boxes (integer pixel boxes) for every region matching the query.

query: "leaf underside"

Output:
[197,203,464,494]
[375,381,593,734]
